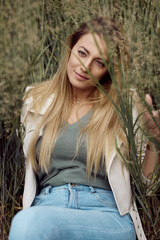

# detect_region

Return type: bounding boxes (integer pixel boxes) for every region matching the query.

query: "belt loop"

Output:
[45,185,52,195]
[68,183,72,192]
[89,186,96,193]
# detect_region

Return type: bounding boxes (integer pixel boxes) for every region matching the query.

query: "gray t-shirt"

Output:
[36,110,111,191]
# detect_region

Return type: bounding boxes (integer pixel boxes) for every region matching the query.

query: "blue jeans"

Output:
[9,184,136,240]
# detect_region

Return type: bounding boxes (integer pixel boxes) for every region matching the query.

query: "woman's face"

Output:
[67,33,108,93]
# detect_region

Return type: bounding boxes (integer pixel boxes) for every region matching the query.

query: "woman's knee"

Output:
[9,207,41,240]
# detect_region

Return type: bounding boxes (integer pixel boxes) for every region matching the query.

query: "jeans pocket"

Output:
[32,195,42,206]
[32,186,53,206]
[32,186,68,207]
[91,189,117,208]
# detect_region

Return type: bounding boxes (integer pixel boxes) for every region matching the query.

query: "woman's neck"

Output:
[72,86,94,102]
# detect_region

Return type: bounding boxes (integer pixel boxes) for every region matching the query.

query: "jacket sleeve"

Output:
[21,86,34,124]
[20,87,37,208]
[131,90,150,185]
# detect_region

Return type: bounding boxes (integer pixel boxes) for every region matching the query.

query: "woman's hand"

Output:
[142,94,160,179]
[144,94,160,145]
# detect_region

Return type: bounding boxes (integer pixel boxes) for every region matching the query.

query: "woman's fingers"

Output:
[145,94,152,107]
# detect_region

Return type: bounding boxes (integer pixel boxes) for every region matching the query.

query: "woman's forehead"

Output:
[74,33,108,58]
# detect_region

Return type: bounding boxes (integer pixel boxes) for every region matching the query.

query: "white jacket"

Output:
[21,89,147,240]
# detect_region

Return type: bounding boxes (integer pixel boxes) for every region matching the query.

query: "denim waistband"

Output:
[40,184,112,195]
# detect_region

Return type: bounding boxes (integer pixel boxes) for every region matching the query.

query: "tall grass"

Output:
[0,0,159,239]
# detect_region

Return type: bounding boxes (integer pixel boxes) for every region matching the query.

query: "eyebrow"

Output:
[79,46,89,54]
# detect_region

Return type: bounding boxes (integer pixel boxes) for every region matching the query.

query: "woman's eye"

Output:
[96,60,105,68]
[78,50,86,57]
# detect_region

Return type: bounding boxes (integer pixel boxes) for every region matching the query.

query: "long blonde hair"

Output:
[24,17,129,176]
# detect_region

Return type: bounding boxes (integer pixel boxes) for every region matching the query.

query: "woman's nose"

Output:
[80,59,92,72]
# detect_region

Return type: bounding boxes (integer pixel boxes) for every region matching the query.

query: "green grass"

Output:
[0,0,160,239]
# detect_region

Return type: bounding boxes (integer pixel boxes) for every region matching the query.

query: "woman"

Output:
[9,17,160,240]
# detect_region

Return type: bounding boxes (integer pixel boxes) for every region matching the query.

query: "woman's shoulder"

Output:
[23,85,35,105]
[23,79,54,99]
[21,82,55,123]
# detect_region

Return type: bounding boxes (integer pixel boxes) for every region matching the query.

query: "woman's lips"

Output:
[74,71,89,80]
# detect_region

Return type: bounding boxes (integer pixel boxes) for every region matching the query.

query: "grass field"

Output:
[0,0,160,239]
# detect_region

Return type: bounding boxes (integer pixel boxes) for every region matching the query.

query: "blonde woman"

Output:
[9,17,160,240]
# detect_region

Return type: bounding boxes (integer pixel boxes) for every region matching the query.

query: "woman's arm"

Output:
[141,94,160,179]
[142,144,160,179]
